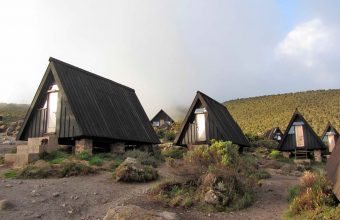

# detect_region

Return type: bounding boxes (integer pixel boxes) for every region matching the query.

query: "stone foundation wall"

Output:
[75,139,93,155]
[314,150,322,162]
[283,151,290,159]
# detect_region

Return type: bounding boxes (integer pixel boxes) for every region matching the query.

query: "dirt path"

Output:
[0,171,160,220]
[129,169,299,220]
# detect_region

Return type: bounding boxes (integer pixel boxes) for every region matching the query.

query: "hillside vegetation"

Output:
[0,103,29,124]
[225,89,340,136]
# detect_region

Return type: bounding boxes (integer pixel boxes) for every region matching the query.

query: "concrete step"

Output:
[17,144,44,154]
[28,137,49,147]
[14,153,39,168]
[4,152,39,168]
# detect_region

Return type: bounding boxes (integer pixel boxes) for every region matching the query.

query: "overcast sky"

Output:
[0,0,339,119]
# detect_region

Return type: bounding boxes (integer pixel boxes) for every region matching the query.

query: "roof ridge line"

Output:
[49,57,135,92]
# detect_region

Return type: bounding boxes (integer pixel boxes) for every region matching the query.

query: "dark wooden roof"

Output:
[151,109,174,123]
[263,127,283,140]
[321,122,339,140]
[174,91,250,147]
[326,140,340,200]
[278,109,325,151]
[18,57,160,144]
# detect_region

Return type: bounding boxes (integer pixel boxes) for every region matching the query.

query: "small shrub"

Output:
[60,162,95,177]
[249,170,271,180]
[18,165,55,179]
[96,153,114,161]
[269,150,281,159]
[115,163,158,182]
[235,192,255,210]
[286,171,338,217]
[252,139,278,149]
[165,130,176,142]
[124,150,160,167]
[42,150,70,164]
[3,170,17,179]
[153,140,258,211]
[0,156,4,165]
[300,171,317,188]
[288,186,300,202]
[76,151,91,161]
[161,147,186,159]
[89,156,103,166]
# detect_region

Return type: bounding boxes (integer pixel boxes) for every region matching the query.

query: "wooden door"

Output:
[196,113,206,142]
[295,125,305,147]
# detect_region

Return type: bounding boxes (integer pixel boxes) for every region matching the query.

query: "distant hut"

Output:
[278,109,326,161]
[151,109,174,128]
[326,140,340,200]
[263,127,283,142]
[17,57,160,154]
[174,91,250,151]
[321,122,339,154]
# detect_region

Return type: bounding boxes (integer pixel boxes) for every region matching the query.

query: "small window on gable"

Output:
[288,126,295,134]
[153,121,160,126]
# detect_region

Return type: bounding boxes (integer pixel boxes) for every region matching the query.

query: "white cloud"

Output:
[276,18,334,67]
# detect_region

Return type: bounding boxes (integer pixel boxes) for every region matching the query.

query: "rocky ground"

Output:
[0,140,299,220]
[0,165,299,220]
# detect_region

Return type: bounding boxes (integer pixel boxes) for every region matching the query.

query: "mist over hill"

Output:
[0,103,29,124]
[224,89,340,136]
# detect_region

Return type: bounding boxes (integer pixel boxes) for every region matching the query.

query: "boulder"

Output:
[115,157,158,182]
[0,199,14,210]
[103,205,179,220]
[204,189,219,205]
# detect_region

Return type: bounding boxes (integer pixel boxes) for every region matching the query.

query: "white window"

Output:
[288,126,295,134]
[153,121,160,126]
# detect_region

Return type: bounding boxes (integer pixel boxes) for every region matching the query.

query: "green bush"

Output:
[249,170,271,180]
[252,139,278,149]
[76,151,91,161]
[269,150,281,159]
[18,165,56,179]
[286,171,338,217]
[60,162,95,177]
[161,147,186,159]
[124,149,160,167]
[288,185,300,202]
[153,140,258,211]
[3,170,17,179]
[165,130,176,141]
[115,164,158,182]
[42,150,70,164]
[0,156,4,165]
[89,156,103,166]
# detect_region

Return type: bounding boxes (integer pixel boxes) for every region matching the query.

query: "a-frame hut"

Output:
[17,57,160,154]
[151,109,174,127]
[321,122,339,154]
[278,109,326,161]
[326,140,340,200]
[174,91,250,150]
[263,127,283,142]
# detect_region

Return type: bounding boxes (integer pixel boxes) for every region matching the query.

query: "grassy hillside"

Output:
[0,103,29,124]
[225,89,340,136]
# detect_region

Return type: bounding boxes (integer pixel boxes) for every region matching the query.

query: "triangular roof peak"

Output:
[278,109,325,151]
[49,57,134,91]
[174,91,250,147]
